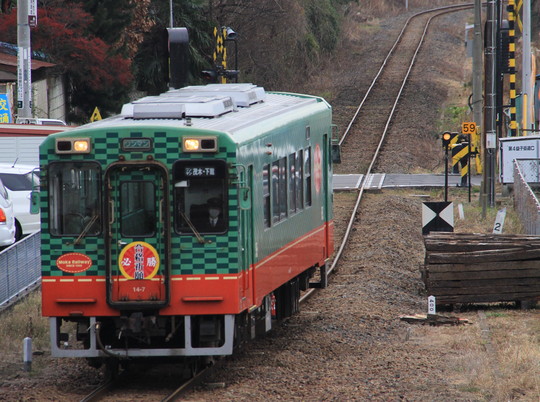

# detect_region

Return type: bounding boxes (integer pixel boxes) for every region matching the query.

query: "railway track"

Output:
[79,4,472,401]
[302,2,473,302]
[80,360,220,402]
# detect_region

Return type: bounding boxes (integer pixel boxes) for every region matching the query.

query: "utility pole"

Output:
[17,0,32,119]
[472,0,483,131]
[522,0,533,133]
[472,0,483,212]
[484,0,497,209]
[169,0,174,28]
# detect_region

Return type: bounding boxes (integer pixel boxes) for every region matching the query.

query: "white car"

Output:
[16,117,67,126]
[0,178,16,248]
[0,164,40,241]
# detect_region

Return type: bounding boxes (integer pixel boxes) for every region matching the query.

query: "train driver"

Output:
[197,197,225,232]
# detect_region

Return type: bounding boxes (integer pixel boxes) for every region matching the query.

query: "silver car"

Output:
[0,178,16,248]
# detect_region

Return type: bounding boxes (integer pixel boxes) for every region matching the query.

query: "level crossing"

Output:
[333,174,483,191]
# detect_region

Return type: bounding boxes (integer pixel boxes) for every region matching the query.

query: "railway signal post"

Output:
[442,131,452,202]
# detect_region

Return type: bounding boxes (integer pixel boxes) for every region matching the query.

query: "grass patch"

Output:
[485,311,508,318]
[437,104,470,135]
[0,291,49,357]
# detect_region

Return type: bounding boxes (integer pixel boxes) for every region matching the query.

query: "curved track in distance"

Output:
[303,2,473,300]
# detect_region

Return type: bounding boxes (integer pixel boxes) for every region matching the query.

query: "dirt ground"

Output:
[1,2,539,401]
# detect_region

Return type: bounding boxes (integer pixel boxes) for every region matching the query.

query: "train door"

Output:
[104,162,170,308]
[239,165,254,306]
[323,134,331,254]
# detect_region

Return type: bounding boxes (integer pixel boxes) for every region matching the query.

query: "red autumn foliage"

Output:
[0,2,132,98]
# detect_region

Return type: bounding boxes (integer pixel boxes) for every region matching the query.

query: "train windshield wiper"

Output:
[74,215,99,245]
[179,211,206,244]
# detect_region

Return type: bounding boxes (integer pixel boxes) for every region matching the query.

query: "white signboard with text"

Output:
[499,136,540,184]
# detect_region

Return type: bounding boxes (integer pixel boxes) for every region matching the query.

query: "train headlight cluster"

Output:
[182,136,218,153]
[55,138,91,154]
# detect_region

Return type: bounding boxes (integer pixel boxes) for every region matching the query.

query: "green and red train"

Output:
[39,83,336,364]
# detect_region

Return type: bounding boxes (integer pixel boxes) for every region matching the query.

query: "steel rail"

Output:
[79,374,121,402]
[339,2,473,147]
[301,3,473,303]
[79,359,222,401]
[161,361,221,402]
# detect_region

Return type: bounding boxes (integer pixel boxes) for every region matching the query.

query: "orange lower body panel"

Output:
[42,222,334,318]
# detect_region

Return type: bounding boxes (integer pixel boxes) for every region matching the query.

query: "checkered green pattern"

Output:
[40,127,240,277]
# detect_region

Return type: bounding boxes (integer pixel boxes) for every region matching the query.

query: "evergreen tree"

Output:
[133,0,214,95]
[77,0,136,56]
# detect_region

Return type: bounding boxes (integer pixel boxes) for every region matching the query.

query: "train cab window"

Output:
[304,147,312,207]
[48,162,102,236]
[173,160,228,234]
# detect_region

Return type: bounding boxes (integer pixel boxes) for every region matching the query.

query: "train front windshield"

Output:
[173,160,228,234]
[48,162,102,236]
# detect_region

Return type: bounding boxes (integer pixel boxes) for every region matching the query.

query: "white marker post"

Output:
[493,207,506,234]
[458,203,465,220]
[428,295,436,316]
[23,337,32,372]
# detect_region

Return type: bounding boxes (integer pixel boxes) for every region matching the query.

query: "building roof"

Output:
[0,52,55,72]
[0,70,15,81]
[0,52,56,83]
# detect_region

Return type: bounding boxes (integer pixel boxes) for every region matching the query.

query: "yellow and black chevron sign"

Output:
[450,134,470,185]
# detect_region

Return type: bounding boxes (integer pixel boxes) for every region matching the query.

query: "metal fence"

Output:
[513,159,540,234]
[0,231,41,308]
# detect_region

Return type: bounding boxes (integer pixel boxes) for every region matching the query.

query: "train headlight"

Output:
[73,140,90,152]
[183,138,200,151]
[182,136,218,153]
[55,138,91,154]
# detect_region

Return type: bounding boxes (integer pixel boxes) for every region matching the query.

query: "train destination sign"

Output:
[184,166,216,177]
[173,160,227,181]
[121,137,153,151]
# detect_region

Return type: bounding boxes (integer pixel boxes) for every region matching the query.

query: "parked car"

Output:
[0,177,16,248]
[16,117,67,126]
[0,164,40,241]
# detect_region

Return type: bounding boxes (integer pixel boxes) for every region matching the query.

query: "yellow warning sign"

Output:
[90,107,102,122]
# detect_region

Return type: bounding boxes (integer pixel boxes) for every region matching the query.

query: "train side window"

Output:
[172,160,228,234]
[288,153,296,214]
[296,150,303,210]
[304,147,312,207]
[48,162,102,236]
[271,157,287,224]
[271,161,279,224]
[263,164,270,227]
[279,157,287,220]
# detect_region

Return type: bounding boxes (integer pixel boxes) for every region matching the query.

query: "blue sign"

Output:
[0,94,12,123]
